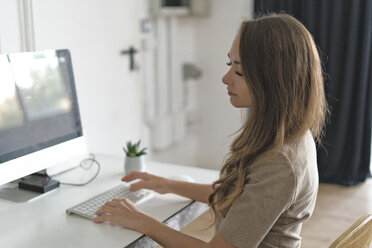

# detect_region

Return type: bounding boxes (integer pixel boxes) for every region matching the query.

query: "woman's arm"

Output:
[94,198,236,248]
[122,171,213,203]
[160,179,213,203]
[143,215,236,248]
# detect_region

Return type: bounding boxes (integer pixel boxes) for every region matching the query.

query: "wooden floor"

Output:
[301,179,372,247]
[179,178,372,247]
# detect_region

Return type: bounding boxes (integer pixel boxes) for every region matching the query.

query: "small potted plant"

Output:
[123,140,147,174]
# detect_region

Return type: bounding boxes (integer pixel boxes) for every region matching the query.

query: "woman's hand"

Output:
[124,171,213,204]
[93,198,152,232]
[122,171,170,194]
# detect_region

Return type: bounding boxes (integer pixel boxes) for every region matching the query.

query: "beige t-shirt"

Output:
[218,131,318,248]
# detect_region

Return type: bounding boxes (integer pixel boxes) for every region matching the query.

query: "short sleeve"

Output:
[218,155,296,248]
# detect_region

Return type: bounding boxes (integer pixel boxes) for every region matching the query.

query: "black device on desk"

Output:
[0,49,87,200]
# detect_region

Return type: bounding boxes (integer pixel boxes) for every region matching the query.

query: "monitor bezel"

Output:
[0,49,83,163]
[0,49,87,186]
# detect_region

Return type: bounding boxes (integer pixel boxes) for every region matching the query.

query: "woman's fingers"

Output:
[104,201,119,207]
[121,172,167,193]
[96,205,117,215]
[95,199,133,222]
[94,198,147,231]
[122,171,149,182]
[129,180,147,192]
[111,198,133,210]
[121,198,137,210]
[93,214,114,223]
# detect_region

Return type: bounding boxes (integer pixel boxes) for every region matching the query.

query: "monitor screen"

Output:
[0,49,85,185]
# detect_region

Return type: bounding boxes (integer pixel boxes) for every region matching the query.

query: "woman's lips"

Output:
[228,92,237,96]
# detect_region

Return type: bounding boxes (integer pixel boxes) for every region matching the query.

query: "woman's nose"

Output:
[222,71,232,85]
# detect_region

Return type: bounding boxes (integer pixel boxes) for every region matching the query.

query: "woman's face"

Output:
[222,34,253,108]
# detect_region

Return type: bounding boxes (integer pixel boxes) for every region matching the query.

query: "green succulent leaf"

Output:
[123,140,147,157]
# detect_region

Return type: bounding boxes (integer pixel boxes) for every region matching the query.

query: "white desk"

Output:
[0,154,219,248]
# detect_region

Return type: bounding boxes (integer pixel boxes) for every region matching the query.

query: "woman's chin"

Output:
[230,99,249,108]
[230,100,241,108]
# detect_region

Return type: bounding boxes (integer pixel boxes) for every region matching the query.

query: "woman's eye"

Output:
[235,71,243,77]
[226,61,242,76]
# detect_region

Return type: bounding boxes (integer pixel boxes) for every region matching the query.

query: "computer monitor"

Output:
[0,49,87,187]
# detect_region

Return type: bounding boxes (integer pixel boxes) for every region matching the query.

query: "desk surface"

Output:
[0,154,219,248]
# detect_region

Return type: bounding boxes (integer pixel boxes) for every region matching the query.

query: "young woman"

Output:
[94,13,328,248]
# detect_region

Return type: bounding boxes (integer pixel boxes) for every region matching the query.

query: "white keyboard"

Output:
[66,184,154,220]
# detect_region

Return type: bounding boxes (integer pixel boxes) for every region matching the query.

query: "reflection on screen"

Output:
[0,56,24,130]
[0,51,72,131]
[0,50,82,163]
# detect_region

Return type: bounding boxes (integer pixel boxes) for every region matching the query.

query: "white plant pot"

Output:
[124,156,146,174]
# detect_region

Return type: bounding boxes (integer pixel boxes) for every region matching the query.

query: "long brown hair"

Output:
[208,13,329,223]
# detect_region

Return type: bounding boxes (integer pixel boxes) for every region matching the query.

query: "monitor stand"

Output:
[0,172,60,203]
[18,172,60,193]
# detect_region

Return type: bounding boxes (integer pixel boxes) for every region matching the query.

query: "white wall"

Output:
[31,0,145,156]
[193,0,253,169]
[151,0,254,170]
[0,0,23,53]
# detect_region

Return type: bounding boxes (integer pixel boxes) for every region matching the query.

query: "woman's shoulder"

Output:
[281,130,318,177]
[247,150,295,185]
[247,131,317,187]
[282,130,317,160]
